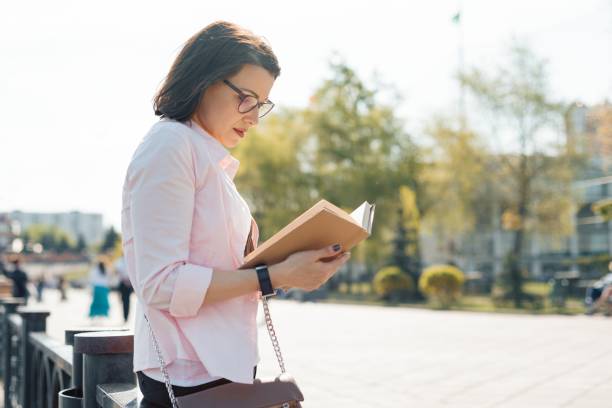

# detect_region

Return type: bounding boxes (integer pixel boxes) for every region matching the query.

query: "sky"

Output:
[1,0,611,231]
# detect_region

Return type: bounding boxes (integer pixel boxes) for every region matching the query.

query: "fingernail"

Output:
[333,244,341,252]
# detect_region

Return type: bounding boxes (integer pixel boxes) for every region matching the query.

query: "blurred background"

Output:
[0,0,611,314]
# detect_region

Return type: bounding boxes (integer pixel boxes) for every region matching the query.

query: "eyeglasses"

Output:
[223,79,275,118]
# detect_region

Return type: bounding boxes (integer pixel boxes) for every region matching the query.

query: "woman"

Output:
[122,21,350,407]
[88,261,110,319]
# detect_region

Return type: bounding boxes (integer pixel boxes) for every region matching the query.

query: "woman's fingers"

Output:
[321,252,351,277]
[308,244,342,262]
[281,246,350,291]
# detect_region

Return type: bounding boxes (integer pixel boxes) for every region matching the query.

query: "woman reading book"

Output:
[121,21,350,407]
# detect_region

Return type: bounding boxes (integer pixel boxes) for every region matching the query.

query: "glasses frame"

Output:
[222,79,275,118]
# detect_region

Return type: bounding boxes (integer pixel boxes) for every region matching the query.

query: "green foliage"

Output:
[307,60,420,232]
[593,199,612,221]
[458,43,578,307]
[421,121,487,233]
[75,234,87,253]
[234,108,315,240]
[399,186,420,252]
[373,266,414,302]
[100,226,121,255]
[391,186,421,279]
[419,264,465,308]
[492,290,545,311]
[420,121,489,259]
[459,44,575,238]
[56,236,70,253]
[22,224,74,253]
[234,59,421,270]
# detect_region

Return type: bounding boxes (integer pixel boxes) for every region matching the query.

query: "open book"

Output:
[241,199,375,269]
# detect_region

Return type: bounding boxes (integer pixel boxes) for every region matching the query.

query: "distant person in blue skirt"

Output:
[89,260,110,319]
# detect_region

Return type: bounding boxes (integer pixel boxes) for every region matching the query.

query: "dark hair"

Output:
[98,261,106,275]
[154,21,281,121]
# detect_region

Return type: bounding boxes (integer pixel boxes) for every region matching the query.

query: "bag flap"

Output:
[177,375,304,408]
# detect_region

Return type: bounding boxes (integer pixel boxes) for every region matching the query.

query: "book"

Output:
[241,199,376,269]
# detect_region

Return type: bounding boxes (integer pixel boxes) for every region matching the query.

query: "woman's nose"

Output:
[245,108,259,126]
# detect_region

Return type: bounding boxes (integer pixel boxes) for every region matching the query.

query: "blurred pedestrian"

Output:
[3,258,30,304]
[57,275,67,301]
[88,260,110,319]
[36,275,46,302]
[594,262,612,316]
[115,256,133,323]
[585,262,612,315]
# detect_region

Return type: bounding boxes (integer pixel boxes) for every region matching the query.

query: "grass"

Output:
[458,295,585,315]
[323,281,586,315]
[523,281,551,297]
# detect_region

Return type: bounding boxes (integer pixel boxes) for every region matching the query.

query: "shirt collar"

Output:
[188,121,240,180]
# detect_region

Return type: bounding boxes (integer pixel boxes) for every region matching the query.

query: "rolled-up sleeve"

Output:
[128,129,212,318]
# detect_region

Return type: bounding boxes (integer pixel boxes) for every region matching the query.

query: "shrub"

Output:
[419,264,465,308]
[373,266,414,302]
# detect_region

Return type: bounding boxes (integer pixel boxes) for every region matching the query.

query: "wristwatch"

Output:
[255,264,276,298]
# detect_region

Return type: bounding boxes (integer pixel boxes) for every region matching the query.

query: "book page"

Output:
[350,201,375,233]
[350,202,368,226]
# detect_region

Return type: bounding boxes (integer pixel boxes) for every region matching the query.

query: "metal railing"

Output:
[0,297,139,408]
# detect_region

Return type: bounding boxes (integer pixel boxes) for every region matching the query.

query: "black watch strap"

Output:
[255,264,276,298]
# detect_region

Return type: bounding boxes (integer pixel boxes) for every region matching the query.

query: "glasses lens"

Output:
[258,102,274,118]
[238,96,259,114]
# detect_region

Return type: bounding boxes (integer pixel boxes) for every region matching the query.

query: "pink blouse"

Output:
[121,119,261,386]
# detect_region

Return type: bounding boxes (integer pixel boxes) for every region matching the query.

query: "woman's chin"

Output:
[226,138,241,149]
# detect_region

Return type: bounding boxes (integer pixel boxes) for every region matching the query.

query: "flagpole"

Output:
[455,0,466,129]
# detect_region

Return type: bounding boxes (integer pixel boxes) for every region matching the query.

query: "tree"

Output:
[460,43,576,307]
[306,60,420,271]
[23,224,73,253]
[234,108,315,240]
[57,236,70,253]
[235,60,421,282]
[20,231,32,254]
[420,118,489,262]
[74,234,87,254]
[100,226,120,254]
[391,186,421,283]
[593,199,612,222]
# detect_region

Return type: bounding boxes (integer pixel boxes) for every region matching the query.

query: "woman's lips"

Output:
[233,128,245,138]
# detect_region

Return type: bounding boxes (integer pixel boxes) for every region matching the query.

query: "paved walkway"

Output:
[34,288,612,407]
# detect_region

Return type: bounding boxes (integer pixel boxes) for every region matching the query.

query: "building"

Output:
[0,214,18,252]
[4,210,104,247]
[566,101,612,178]
[564,101,612,273]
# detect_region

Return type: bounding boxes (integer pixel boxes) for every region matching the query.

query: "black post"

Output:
[18,308,50,408]
[2,298,25,408]
[74,331,135,408]
[64,327,128,389]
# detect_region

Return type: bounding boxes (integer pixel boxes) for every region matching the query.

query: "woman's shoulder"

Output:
[127,120,212,178]
[133,120,200,160]
[147,120,196,144]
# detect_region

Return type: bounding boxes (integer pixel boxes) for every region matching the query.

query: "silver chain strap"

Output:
[144,294,286,408]
[144,313,181,408]
[262,296,286,373]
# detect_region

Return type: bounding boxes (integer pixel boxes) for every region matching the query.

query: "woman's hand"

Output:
[269,244,351,292]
